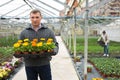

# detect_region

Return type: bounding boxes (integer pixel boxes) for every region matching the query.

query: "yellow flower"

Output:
[47,38,53,42]
[18,40,23,43]
[92,78,96,80]
[37,42,43,47]
[22,42,29,46]
[24,38,29,42]
[92,78,103,80]
[46,42,52,45]
[40,38,45,41]
[13,43,21,48]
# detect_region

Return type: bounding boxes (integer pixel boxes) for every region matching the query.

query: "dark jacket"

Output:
[19,23,59,66]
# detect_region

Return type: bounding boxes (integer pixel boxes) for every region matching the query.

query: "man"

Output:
[19,9,59,80]
[98,30,109,57]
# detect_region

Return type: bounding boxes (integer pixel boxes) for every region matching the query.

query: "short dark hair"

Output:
[102,30,106,34]
[30,9,41,16]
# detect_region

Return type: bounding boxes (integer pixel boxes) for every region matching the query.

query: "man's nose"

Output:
[33,18,37,21]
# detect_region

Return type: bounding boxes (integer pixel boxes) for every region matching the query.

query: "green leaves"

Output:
[89,58,120,77]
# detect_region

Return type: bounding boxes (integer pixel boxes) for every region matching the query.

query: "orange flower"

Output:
[33,39,38,42]
[32,42,37,47]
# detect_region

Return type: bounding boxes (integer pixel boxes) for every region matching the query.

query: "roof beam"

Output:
[13,9,31,17]
[1,4,26,16]
[23,0,33,9]
[28,0,56,15]
[37,0,60,12]
[0,0,14,7]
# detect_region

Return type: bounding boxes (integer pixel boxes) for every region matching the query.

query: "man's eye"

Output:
[36,17,39,19]
[31,17,34,19]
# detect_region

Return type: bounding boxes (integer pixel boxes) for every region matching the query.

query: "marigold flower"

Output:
[46,42,52,45]
[37,42,43,47]
[40,38,45,41]
[18,40,23,43]
[24,39,29,42]
[32,42,37,47]
[92,78,103,80]
[47,38,53,42]
[33,39,38,42]
[13,43,21,48]
[22,42,29,46]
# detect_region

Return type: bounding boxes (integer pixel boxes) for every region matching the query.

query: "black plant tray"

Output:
[13,52,52,58]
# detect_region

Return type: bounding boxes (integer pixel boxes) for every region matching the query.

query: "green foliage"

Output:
[0,47,13,63]
[0,47,13,55]
[70,37,120,55]
[0,36,18,47]
[89,58,120,77]
[106,78,120,80]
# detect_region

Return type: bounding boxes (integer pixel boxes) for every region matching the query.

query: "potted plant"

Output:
[87,65,92,73]
[74,56,80,62]
[13,38,56,56]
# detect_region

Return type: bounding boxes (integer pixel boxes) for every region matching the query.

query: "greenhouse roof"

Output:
[0,0,65,19]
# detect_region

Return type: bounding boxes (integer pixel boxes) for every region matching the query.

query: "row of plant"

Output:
[92,77,120,80]
[106,77,120,80]
[0,47,14,63]
[0,35,30,80]
[0,36,18,47]
[70,37,120,56]
[13,38,56,55]
[0,36,17,63]
[88,58,120,78]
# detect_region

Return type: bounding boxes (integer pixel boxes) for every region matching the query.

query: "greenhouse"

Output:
[0,0,120,80]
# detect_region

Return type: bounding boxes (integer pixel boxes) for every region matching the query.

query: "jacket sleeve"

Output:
[19,30,25,40]
[49,30,59,56]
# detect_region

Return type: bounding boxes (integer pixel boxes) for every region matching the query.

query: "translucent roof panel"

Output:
[0,0,65,19]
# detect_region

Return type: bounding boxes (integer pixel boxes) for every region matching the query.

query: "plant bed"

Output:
[0,58,23,80]
[89,58,120,78]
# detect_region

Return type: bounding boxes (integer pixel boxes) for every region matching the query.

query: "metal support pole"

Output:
[84,0,89,80]
[73,8,77,58]
[69,27,72,51]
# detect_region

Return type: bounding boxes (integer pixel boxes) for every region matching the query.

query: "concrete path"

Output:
[12,36,79,80]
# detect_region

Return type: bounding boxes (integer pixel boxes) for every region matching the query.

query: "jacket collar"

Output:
[26,23,47,30]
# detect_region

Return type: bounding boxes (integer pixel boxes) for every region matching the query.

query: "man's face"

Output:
[30,12,42,27]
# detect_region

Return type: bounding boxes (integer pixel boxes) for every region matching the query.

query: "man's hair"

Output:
[102,30,106,34]
[30,9,41,16]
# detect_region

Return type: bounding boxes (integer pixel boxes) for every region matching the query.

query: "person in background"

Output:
[98,30,109,57]
[19,9,59,80]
